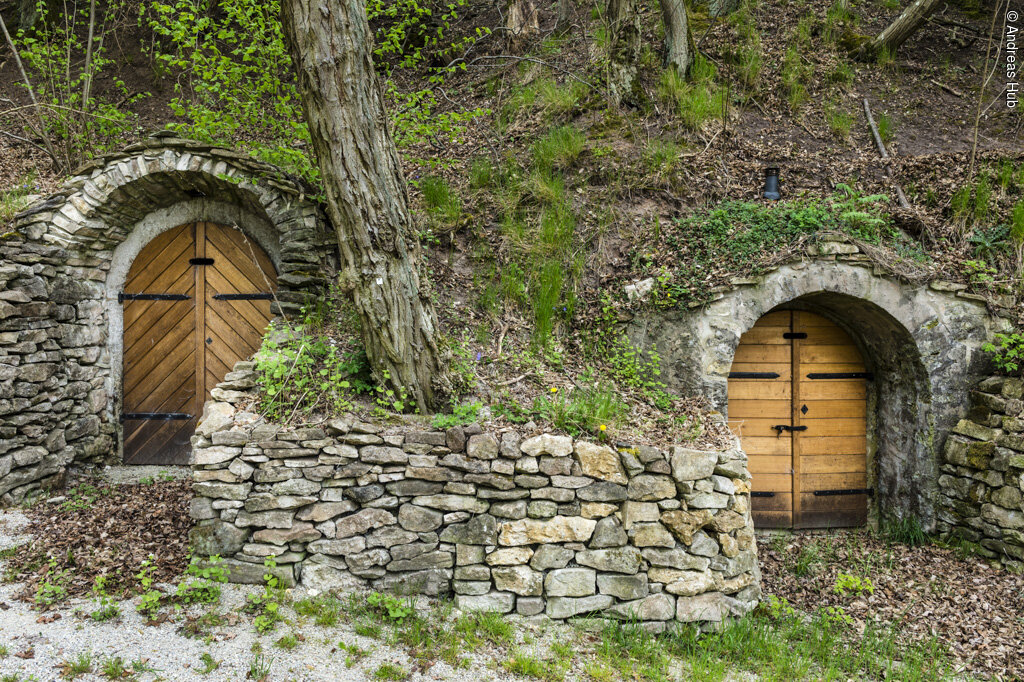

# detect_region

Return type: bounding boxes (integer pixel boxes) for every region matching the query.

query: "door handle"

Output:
[772,424,808,437]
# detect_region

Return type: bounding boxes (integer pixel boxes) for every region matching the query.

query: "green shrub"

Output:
[531,382,628,435]
[533,126,585,171]
[983,333,1024,375]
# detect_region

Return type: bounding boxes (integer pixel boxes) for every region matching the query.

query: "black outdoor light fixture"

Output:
[762,165,781,201]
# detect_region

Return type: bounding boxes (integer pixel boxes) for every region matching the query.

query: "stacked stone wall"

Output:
[189,362,760,628]
[0,234,109,502]
[937,376,1024,570]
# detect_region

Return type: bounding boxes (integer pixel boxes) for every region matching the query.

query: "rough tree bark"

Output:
[607,0,641,106]
[554,0,572,34]
[280,0,442,411]
[660,0,694,77]
[858,0,943,58]
[506,0,540,47]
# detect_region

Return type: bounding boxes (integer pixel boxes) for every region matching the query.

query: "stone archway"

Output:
[2,135,336,484]
[629,254,1007,528]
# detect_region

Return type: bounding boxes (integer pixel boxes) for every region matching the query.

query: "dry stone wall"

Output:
[190,362,760,628]
[937,376,1024,571]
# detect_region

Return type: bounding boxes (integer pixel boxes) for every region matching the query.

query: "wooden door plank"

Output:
[194,222,207,426]
[791,311,803,528]
[797,399,866,419]
[733,345,790,363]
[728,399,792,419]
[728,381,793,400]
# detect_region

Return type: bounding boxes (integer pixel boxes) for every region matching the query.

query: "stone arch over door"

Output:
[10,135,337,467]
[629,258,1006,528]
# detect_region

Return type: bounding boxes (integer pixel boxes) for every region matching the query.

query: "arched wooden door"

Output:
[121,222,277,465]
[727,310,869,529]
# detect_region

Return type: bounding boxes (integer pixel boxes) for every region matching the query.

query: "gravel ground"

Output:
[0,508,579,682]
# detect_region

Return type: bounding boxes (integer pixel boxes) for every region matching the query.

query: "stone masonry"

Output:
[937,376,1024,571]
[0,135,336,500]
[189,362,760,628]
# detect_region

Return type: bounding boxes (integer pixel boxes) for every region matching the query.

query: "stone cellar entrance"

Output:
[121,222,278,465]
[727,309,869,529]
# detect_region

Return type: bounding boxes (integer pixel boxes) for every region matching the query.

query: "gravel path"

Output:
[0,508,571,682]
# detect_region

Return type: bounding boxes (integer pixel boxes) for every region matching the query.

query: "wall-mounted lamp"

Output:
[762,165,780,201]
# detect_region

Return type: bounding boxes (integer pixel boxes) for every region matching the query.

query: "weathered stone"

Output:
[670,448,719,481]
[685,491,730,508]
[221,559,295,587]
[360,446,408,465]
[193,482,252,501]
[589,516,628,548]
[455,565,491,581]
[545,568,597,597]
[334,508,397,539]
[253,523,320,545]
[627,474,677,502]
[539,457,572,476]
[190,496,216,520]
[456,544,486,566]
[708,510,746,534]
[345,484,385,503]
[576,546,642,574]
[660,509,713,544]
[309,537,367,556]
[642,548,710,571]
[517,596,545,616]
[676,592,728,622]
[607,593,675,621]
[455,592,515,613]
[411,494,489,513]
[530,544,574,570]
[982,504,1024,529]
[390,540,438,561]
[398,504,443,532]
[953,419,997,442]
[300,562,362,592]
[574,441,627,484]
[660,570,716,596]
[578,481,627,503]
[527,500,558,518]
[296,501,357,523]
[347,549,391,577]
[521,434,573,457]
[597,573,649,600]
[388,550,454,572]
[367,526,418,548]
[689,531,720,557]
[467,433,500,459]
[189,520,248,556]
[545,595,613,619]
[376,569,453,597]
[487,547,534,565]
[454,580,491,595]
[194,445,242,466]
[493,565,543,596]
[195,402,235,437]
[946,436,996,468]
[498,515,596,545]
[440,514,498,545]
[628,522,675,548]
[234,510,295,529]
[489,499,528,519]
[244,494,317,512]
[581,502,618,519]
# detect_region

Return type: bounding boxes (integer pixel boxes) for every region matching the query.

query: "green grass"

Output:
[419,175,462,224]
[198,651,219,674]
[876,111,895,143]
[0,171,36,225]
[503,649,568,681]
[275,633,301,650]
[644,139,683,177]
[827,62,855,86]
[825,105,854,137]
[532,126,585,171]
[878,514,928,546]
[531,380,629,435]
[61,651,93,679]
[659,56,725,131]
[100,656,128,680]
[248,654,272,680]
[373,663,409,680]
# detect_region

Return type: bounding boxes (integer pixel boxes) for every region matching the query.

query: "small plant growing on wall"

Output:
[983,333,1024,376]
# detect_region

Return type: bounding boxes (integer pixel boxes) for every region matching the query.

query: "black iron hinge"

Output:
[813,488,874,497]
[772,424,808,436]
[751,491,776,498]
[189,257,214,266]
[806,372,874,380]
[728,372,781,379]
[118,293,190,303]
[783,332,807,339]
[121,412,193,421]
[212,293,273,301]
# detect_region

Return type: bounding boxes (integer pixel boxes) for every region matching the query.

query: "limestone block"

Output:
[498,515,596,545]
[455,592,515,613]
[467,433,500,459]
[411,494,489,513]
[545,568,597,597]
[606,593,675,621]
[597,573,649,600]
[628,523,676,548]
[493,565,543,596]
[334,508,397,539]
[589,516,628,548]
[574,441,627,484]
[521,434,573,457]
[669,448,718,481]
[627,474,677,501]
[660,509,713,544]
[545,595,613,619]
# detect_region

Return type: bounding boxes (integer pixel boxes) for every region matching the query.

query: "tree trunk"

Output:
[506,0,539,47]
[858,0,942,58]
[280,0,442,411]
[607,0,641,106]
[660,0,694,77]
[554,0,572,34]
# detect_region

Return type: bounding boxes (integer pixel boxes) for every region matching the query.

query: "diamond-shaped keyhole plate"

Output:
[801,404,808,415]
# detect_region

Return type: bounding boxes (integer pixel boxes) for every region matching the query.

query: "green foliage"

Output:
[135,556,162,619]
[419,175,463,225]
[0,173,38,225]
[503,650,568,681]
[531,382,628,436]
[9,1,143,172]
[969,224,1008,261]
[973,174,992,223]
[61,651,93,679]
[761,594,798,620]
[248,654,273,680]
[659,56,725,130]
[176,555,229,605]
[61,483,113,512]
[34,557,70,607]
[246,558,286,633]
[878,514,928,547]
[833,572,875,596]
[373,663,410,681]
[644,140,682,178]
[876,111,895,143]
[431,401,481,429]
[827,62,855,86]
[533,126,585,171]
[825,105,853,138]
[255,304,363,419]
[781,44,813,112]
[274,633,301,650]
[99,656,127,680]
[791,542,823,577]
[198,652,219,674]
[89,575,120,622]
[983,333,1024,375]
[366,591,415,623]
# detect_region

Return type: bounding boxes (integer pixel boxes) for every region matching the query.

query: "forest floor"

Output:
[0,478,1020,681]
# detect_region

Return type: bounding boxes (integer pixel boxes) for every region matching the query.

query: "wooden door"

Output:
[122,222,277,465]
[727,310,869,529]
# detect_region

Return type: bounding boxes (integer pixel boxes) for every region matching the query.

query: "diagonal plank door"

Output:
[728,310,868,529]
[122,222,277,465]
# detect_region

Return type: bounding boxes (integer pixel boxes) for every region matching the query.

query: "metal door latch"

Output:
[772,424,808,437]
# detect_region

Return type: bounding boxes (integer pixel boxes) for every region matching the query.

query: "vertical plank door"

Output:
[122,222,277,465]
[727,311,795,528]
[728,310,869,529]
